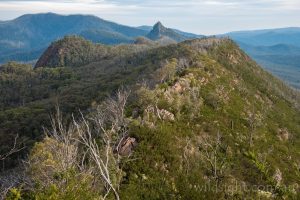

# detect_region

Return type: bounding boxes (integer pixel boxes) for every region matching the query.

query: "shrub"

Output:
[6,188,22,200]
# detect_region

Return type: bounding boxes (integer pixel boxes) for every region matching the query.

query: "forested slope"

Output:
[0,36,300,199]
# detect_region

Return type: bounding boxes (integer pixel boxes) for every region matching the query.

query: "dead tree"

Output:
[0,168,30,200]
[75,117,120,200]
[25,89,130,200]
[24,107,81,191]
[0,134,25,199]
[75,88,130,200]
[0,134,24,161]
[46,107,79,171]
[248,105,256,148]
[199,132,227,189]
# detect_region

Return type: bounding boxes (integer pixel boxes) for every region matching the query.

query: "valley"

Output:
[0,10,300,199]
[0,35,300,199]
[1,13,299,90]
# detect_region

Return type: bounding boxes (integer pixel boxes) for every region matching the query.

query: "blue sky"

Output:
[0,0,300,34]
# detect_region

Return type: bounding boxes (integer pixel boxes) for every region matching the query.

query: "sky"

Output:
[0,0,300,35]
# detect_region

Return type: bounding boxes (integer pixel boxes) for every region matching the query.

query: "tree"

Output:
[75,88,130,200]
[0,135,24,161]
[248,105,256,148]
[198,132,228,190]
[0,135,24,200]
[153,59,177,84]
[26,88,130,200]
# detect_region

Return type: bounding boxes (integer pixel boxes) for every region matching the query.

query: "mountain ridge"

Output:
[137,25,203,38]
[0,13,148,63]
[146,21,188,42]
[223,27,300,46]
[221,27,300,89]
[0,12,300,90]
[1,36,300,198]
[0,13,204,64]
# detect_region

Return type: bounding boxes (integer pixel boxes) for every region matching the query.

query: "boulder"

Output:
[144,105,175,122]
[173,82,183,93]
[158,109,175,121]
[116,136,138,156]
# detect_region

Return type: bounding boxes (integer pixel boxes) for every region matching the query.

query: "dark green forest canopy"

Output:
[0,36,186,163]
[0,36,300,199]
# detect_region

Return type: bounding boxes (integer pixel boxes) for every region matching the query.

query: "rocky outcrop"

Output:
[116,136,138,156]
[157,109,175,121]
[35,35,105,68]
[146,22,187,42]
[144,105,175,122]
[277,128,290,141]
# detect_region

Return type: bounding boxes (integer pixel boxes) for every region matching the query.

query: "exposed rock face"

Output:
[170,74,195,94]
[144,105,175,122]
[35,36,98,68]
[277,128,290,141]
[157,109,175,121]
[172,82,183,93]
[116,136,138,156]
[144,105,156,121]
[183,37,223,53]
[146,22,187,42]
[34,40,63,68]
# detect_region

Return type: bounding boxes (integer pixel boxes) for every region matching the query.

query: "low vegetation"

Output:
[0,36,300,199]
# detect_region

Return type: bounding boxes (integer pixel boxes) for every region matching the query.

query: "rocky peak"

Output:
[146,21,186,42]
[152,21,166,33]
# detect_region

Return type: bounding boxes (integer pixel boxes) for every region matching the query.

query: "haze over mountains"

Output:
[0,13,300,88]
[224,28,300,88]
[0,13,148,63]
[0,13,195,64]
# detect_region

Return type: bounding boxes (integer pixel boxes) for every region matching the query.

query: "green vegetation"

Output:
[0,13,148,63]
[0,36,300,199]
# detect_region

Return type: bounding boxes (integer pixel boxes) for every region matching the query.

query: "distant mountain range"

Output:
[137,24,203,39]
[0,13,148,63]
[224,27,300,46]
[0,13,201,64]
[0,13,299,88]
[223,28,300,88]
[1,36,300,199]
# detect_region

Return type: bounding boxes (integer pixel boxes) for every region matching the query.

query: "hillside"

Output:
[223,28,300,89]
[0,13,148,63]
[1,36,300,199]
[239,42,300,89]
[1,12,299,92]
[2,13,299,93]
[146,22,187,42]
[224,27,300,46]
[0,13,203,64]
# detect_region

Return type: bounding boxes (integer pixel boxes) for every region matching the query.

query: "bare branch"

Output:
[199,132,228,187]
[0,134,25,161]
[25,89,131,200]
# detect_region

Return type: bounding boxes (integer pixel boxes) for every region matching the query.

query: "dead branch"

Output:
[25,88,130,200]
[199,132,227,186]
[74,89,130,200]
[0,134,25,161]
